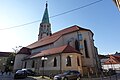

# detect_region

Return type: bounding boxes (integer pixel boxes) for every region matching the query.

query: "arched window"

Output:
[75,40,80,51]
[66,56,71,66]
[32,60,35,68]
[24,62,27,68]
[67,40,71,45]
[53,57,57,67]
[77,57,80,66]
[84,40,89,58]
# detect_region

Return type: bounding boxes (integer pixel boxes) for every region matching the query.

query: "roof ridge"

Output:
[53,25,79,35]
[27,25,93,49]
[61,45,68,53]
[26,45,81,59]
[62,45,80,53]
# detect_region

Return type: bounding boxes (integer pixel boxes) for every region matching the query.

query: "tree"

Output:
[6,52,15,71]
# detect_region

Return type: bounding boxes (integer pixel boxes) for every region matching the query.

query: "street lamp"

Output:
[41,56,48,78]
[11,61,13,64]
[10,60,14,66]
[3,63,5,66]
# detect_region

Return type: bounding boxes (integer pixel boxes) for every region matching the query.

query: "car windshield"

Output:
[63,70,80,75]
[16,70,24,73]
[27,69,33,72]
[73,71,79,74]
[23,69,34,73]
[63,71,70,74]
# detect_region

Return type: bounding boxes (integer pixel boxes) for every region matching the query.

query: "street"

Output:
[0,73,120,80]
[0,72,49,80]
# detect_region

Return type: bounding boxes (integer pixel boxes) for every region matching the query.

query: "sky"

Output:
[0,0,120,55]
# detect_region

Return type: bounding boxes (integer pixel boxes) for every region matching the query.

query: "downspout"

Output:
[88,32,98,76]
[77,31,84,76]
[77,31,80,52]
[21,59,24,69]
[60,53,62,73]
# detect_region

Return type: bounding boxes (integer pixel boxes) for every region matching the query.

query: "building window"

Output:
[47,25,49,28]
[41,24,43,27]
[24,62,27,68]
[79,45,83,50]
[32,60,35,68]
[78,34,83,41]
[53,57,57,67]
[77,57,80,66]
[67,40,71,45]
[66,56,71,66]
[75,40,79,51]
[84,40,89,58]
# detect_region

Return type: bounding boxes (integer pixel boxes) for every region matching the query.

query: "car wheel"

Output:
[64,77,68,80]
[77,76,81,80]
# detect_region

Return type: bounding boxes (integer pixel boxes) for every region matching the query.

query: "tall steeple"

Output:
[38,2,52,40]
[42,2,49,24]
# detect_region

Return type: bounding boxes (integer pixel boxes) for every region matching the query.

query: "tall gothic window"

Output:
[67,40,70,45]
[66,56,71,66]
[53,57,57,67]
[78,34,83,41]
[24,62,27,68]
[77,56,80,66]
[84,40,89,58]
[32,60,35,68]
[75,40,80,51]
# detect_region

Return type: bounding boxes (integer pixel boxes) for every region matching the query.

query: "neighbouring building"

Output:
[99,54,109,70]
[99,52,120,71]
[103,55,120,70]
[14,3,100,76]
[0,52,11,71]
[113,0,120,11]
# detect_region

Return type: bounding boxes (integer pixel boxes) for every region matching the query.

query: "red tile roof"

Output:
[104,55,120,64]
[25,45,81,59]
[0,52,11,57]
[27,25,93,49]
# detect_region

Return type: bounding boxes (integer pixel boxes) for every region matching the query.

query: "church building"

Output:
[14,3,100,76]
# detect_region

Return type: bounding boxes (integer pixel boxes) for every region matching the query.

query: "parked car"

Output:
[22,69,36,76]
[108,69,116,75]
[14,70,27,79]
[54,70,81,80]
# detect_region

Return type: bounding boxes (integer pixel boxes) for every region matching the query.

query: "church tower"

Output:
[38,2,52,40]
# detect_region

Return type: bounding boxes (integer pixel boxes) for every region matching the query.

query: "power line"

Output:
[0,20,41,30]
[50,0,103,18]
[0,0,103,30]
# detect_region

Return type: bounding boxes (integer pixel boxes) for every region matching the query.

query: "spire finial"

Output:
[46,1,48,8]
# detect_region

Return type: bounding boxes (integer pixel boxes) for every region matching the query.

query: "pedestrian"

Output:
[1,70,4,75]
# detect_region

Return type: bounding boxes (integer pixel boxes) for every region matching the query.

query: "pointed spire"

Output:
[42,2,49,24]
[46,1,48,8]
[38,2,52,40]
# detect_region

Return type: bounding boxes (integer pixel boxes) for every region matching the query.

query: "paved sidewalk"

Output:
[0,72,14,80]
